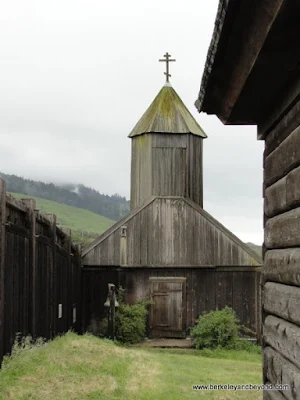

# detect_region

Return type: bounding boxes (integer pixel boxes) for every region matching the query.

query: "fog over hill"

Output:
[1,172,129,221]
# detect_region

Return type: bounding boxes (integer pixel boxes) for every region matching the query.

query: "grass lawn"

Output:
[0,332,262,400]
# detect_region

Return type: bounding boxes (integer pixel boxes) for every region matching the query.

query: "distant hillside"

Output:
[246,242,262,258]
[11,193,115,246]
[1,172,129,221]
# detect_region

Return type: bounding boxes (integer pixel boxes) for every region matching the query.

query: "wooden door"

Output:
[149,277,186,338]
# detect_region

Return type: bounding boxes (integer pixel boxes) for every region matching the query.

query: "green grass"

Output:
[0,332,263,400]
[9,193,115,237]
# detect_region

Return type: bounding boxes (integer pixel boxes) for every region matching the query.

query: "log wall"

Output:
[0,178,81,366]
[261,95,300,398]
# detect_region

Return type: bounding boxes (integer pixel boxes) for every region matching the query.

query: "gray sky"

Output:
[0,0,264,244]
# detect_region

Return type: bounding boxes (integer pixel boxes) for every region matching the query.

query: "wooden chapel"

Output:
[82,54,261,339]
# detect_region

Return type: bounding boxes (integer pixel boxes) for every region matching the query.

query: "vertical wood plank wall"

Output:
[262,97,300,396]
[82,267,261,339]
[130,134,152,210]
[130,133,203,210]
[82,197,260,267]
[0,179,81,366]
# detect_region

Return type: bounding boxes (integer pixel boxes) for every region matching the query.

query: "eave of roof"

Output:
[195,0,288,125]
[195,0,229,113]
[129,83,207,138]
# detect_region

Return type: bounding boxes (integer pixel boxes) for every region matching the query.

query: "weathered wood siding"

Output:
[130,133,203,210]
[0,180,81,365]
[261,94,300,397]
[82,197,261,267]
[82,267,261,339]
[130,134,152,210]
[188,134,203,208]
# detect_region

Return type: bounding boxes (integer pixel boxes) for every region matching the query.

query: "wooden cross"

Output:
[159,52,176,82]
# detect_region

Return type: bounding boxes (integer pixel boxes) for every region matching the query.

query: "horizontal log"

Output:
[56,244,69,257]
[6,196,27,213]
[56,226,67,238]
[6,223,29,237]
[36,234,52,246]
[36,214,51,227]
[262,249,300,286]
[258,75,300,145]
[264,177,286,218]
[265,165,300,218]
[262,94,300,156]
[263,315,300,370]
[263,385,287,400]
[263,282,300,325]
[264,346,300,400]
[286,166,300,211]
[265,208,300,248]
[264,125,300,187]
[21,198,36,210]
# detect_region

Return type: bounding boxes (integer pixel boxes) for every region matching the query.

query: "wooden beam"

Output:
[264,346,300,397]
[265,165,300,218]
[265,124,300,187]
[263,97,300,157]
[264,282,300,325]
[219,0,285,122]
[0,179,6,363]
[265,207,300,249]
[46,214,56,338]
[6,195,27,213]
[21,199,37,338]
[258,75,300,140]
[262,248,300,286]
[264,315,300,369]
[263,384,286,400]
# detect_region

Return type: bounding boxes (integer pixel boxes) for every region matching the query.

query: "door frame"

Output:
[149,277,187,338]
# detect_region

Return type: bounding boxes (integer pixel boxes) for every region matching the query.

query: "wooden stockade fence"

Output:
[0,178,81,365]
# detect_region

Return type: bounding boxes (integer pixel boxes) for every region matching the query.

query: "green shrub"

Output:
[191,307,240,349]
[115,301,150,344]
[226,339,262,354]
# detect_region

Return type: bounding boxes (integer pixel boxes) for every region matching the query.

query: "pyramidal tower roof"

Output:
[128,82,208,138]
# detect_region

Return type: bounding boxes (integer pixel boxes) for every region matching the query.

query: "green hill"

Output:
[2,172,129,221]
[246,242,262,258]
[10,193,115,245]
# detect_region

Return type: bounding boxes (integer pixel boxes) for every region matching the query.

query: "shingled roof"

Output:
[129,82,207,138]
[194,0,228,113]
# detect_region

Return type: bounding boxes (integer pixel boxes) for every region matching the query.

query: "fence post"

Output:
[0,178,6,364]
[62,228,72,330]
[21,199,37,339]
[46,214,56,338]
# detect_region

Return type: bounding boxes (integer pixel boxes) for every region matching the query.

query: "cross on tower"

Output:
[159,52,176,82]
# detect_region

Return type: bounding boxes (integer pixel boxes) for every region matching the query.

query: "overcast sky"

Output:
[0,0,264,244]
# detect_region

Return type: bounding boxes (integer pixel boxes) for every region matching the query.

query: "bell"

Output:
[104,297,111,307]
[104,283,119,308]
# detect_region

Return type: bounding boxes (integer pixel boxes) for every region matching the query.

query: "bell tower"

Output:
[128,54,207,210]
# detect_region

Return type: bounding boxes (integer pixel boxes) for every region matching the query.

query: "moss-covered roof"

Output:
[128,83,207,138]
